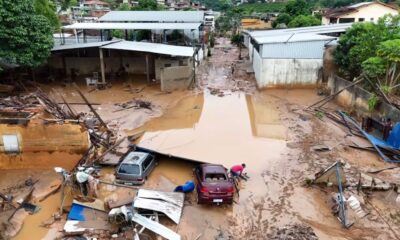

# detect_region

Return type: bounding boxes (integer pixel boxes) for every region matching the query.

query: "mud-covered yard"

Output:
[1,38,400,240]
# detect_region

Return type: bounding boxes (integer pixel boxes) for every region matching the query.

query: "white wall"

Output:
[249,41,254,62]
[255,58,323,88]
[252,48,262,83]
[322,3,398,25]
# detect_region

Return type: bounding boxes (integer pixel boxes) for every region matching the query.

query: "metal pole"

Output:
[146,54,150,84]
[99,48,106,85]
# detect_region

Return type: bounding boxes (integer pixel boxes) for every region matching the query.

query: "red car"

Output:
[194,164,235,204]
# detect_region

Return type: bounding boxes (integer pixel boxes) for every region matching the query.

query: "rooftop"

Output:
[62,22,201,30]
[254,33,336,44]
[99,10,204,22]
[244,23,353,38]
[52,40,195,57]
[323,1,398,18]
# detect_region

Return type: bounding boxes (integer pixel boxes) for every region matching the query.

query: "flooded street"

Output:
[2,37,400,240]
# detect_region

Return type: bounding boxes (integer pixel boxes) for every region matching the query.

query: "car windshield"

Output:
[204,173,227,182]
[118,164,140,175]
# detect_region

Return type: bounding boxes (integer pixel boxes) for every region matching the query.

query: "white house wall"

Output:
[256,58,323,88]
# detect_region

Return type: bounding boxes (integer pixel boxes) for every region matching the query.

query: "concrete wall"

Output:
[327,75,400,121]
[49,56,149,75]
[323,45,339,82]
[254,56,322,88]
[155,57,191,81]
[160,65,193,92]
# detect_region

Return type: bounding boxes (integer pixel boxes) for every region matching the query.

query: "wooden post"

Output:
[146,54,150,84]
[99,48,106,85]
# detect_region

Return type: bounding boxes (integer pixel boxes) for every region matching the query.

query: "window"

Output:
[204,173,227,182]
[118,164,140,174]
[339,18,355,23]
[164,63,171,67]
[143,156,152,170]
[358,18,365,22]
[2,135,19,154]
[370,18,374,21]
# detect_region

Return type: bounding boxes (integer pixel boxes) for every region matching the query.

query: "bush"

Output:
[287,15,320,28]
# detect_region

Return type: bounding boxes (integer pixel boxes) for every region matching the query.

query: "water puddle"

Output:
[133,92,286,166]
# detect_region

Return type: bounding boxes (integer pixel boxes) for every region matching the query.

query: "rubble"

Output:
[271,224,318,240]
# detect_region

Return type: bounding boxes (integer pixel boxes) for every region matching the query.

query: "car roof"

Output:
[200,164,226,173]
[121,151,149,165]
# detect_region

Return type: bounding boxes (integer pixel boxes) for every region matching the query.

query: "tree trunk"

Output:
[31,68,36,82]
[238,44,242,60]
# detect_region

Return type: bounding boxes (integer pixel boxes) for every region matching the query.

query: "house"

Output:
[243,23,353,88]
[321,1,398,25]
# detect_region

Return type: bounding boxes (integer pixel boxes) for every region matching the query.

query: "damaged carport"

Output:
[50,41,196,91]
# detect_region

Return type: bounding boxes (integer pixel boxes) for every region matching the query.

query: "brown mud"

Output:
[2,37,400,240]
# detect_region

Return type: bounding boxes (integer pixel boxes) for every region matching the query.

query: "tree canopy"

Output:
[287,15,320,28]
[334,14,400,80]
[284,0,310,16]
[34,0,60,30]
[0,0,54,69]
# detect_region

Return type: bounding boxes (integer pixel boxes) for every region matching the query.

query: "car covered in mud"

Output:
[115,151,156,185]
[194,164,235,204]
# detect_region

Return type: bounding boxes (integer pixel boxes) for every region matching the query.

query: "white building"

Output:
[321,1,398,25]
[243,24,353,88]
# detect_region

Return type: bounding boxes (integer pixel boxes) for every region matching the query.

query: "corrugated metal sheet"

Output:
[255,33,335,44]
[133,197,183,224]
[100,11,204,23]
[52,40,120,51]
[63,22,201,30]
[261,40,330,59]
[244,23,353,38]
[256,58,323,88]
[101,41,194,57]
[131,213,181,240]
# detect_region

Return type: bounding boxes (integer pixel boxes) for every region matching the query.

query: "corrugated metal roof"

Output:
[51,40,120,51]
[261,41,330,59]
[255,33,336,44]
[99,10,204,22]
[245,23,353,38]
[63,22,201,30]
[101,41,194,57]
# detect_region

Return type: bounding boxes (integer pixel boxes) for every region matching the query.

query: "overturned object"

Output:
[109,206,181,240]
[314,161,346,186]
[134,189,184,224]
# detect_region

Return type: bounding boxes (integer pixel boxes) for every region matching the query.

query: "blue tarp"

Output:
[174,181,195,193]
[368,122,400,150]
[387,123,400,149]
[67,203,86,221]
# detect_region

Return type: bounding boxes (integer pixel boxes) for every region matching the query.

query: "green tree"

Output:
[362,39,400,95]
[334,14,400,80]
[273,13,292,28]
[287,15,320,28]
[34,0,60,30]
[133,0,158,10]
[284,0,310,16]
[0,0,54,70]
[334,22,384,79]
[231,33,244,59]
[117,3,130,10]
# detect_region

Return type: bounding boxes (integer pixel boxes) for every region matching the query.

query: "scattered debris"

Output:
[271,224,318,240]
